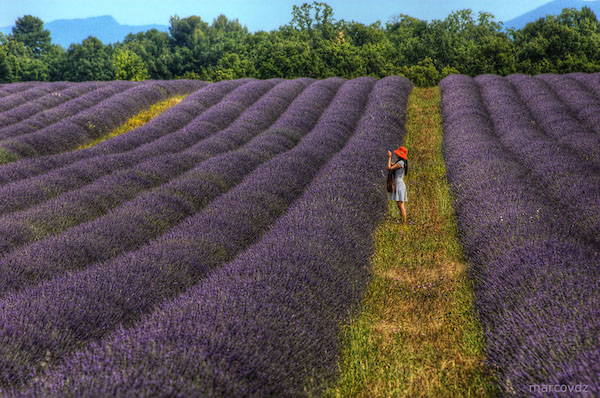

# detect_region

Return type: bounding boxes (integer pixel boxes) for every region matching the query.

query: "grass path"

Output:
[76,94,187,150]
[327,87,499,397]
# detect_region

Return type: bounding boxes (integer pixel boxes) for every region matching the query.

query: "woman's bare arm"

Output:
[387,151,403,171]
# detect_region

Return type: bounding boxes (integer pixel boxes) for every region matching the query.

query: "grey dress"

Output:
[388,160,407,202]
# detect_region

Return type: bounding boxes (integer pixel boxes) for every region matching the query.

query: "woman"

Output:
[387,146,408,224]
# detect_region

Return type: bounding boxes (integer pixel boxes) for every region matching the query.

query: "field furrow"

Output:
[0,77,376,390]
[570,72,600,99]
[441,74,600,395]
[0,82,108,128]
[506,74,600,166]
[0,78,312,270]
[0,82,40,98]
[0,80,259,215]
[0,81,136,141]
[13,75,412,397]
[536,73,600,136]
[0,79,286,243]
[0,82,73,113]
[0,70,598,396]
[0,80,207,160]
[475,74,600,247]
[0,79,245,185]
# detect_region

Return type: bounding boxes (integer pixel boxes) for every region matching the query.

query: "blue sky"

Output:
[1,0,556,29]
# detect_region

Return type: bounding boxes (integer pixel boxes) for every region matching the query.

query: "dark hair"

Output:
[393,154,408,176]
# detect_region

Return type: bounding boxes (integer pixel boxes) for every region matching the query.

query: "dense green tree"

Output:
[167,14,252,79]
[386,15,432,66]
[169,15,210,49]
[290,1,337,42]
[12,15,51,56]
[313,38,364,78]
[466,34,516,76]
[62,36,114,81]
[0,16,65,82]
[205,15,250,67]
[0,35,9,81]
[341,20,386,46]
[0,34,53,81]
[212,52,255,81]
[123,29,174,79]
[251,34,317,78]
[511,6,600,74]
[2,3,600,85]
[113,48,149,81]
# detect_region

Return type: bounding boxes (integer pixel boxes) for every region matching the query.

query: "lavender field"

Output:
[441,73,600,395]
[2,72,599,396]
[0,76,413,396]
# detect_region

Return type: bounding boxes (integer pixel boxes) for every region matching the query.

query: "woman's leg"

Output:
[397,201,407,224]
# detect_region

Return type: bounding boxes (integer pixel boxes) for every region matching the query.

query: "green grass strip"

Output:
[0,147,19,165]
[326,87,499,397]
[76,95,187,150]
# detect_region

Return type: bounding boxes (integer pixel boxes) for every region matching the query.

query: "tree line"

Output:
[1,2,600,86]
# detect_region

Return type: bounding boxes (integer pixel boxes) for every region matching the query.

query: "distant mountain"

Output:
[504,0,600,29]
[0,15,169,48]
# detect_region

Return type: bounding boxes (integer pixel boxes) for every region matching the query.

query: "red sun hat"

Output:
[393,146,408,160]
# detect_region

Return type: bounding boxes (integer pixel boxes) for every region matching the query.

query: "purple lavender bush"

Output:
[0,83,103,128]
[0,82,39,98]
[440,73,600,397]
[506,73,600,166]
[0,79,246,185]
[11,75,413,397]
[570,72,600,97]
[0,82,72,113]
[0,76,350,389]
[476,74,600,247]
[0,81,135,140]
[0,80,207,160]
[0,76,415,395]
[536,73,600,137]
[0,79,278,221]
[0,78,310,264]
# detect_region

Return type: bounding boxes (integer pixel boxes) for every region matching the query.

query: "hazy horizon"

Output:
[0,0,572,31]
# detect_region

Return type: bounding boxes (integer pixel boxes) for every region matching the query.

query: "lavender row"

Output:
[475,74,600,246]
[0,76,368,390]
[0,80,207,159]
[0,82,72,113]
[0,82,40,98]
[570,72,600,98]
[0,79,246,186]
[18,76,413,397]
[0,78,307,258]
[0,79,275,222]
[0,78,328,283]
[536,73,600,136]
[0,81,136,141]
[0,83,107,128]
[506,74,600,166]
[440,74,600,396]
[3,79,200,141]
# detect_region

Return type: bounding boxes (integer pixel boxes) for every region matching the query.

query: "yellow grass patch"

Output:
[76,95,187,150]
